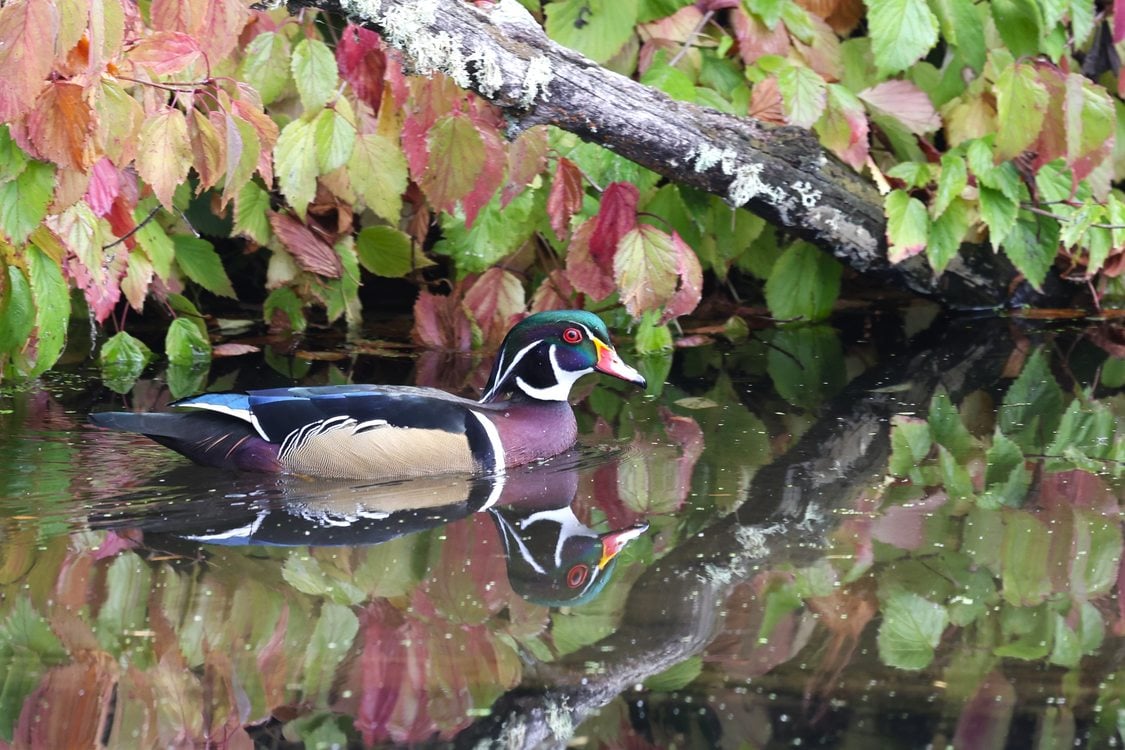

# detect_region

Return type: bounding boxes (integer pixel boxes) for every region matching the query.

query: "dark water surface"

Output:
[2,312,1124,749]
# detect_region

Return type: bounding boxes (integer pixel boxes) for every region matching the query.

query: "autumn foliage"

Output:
[1,0,1125,381]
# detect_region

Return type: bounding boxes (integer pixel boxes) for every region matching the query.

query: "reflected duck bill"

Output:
[599,522,649,569]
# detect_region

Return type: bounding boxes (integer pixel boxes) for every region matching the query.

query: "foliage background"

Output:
[1,0,1125,383]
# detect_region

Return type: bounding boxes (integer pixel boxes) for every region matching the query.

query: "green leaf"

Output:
[0,265,34,355]
[313,106,356,173]
[777,63,826,128]
[1002,212,1059,291]
[866,0,939,76]
[282,553,366,606]
[927,0,985,69]
[766,325,846,410]
[133,201,174,279]
[99,331,153,394]
[1001,513,1051,605]
[990,0,1043,59]
[998,348,1064,449]
[764,241,841,322]
[938,445,976,503]
[302,603,359,704]
[978,186,1019,249]
[932,153,967,218]
[545,0,639,64]
[165,317,211,366]
[241,31,291,105]
[927,197,970,274]
[165,292,208,338]
[166,362,209,399]
[877,589,948,670]
[172,236,236,298]
[356,225,433,278]
[640,56,696,102]
[634,308,673,355]
[291,37,337,111]
[885,189,930,263]
[234,181,272,245]
[433,186,539,276]
[613,224,682,318]
[275,117,319,219]
[263,286,307,332]
[644,656,703,691]
[994,62,1049,160]
[980,430,1030,508]
[349,133,408,222]
[95,553,152,654]
[0,159,53,244]
[928,389,974,460]
[17,243,70,377]
[1071,510,1122,597]
[889,416,933,477]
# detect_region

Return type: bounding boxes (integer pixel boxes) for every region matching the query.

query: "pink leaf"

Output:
[731,7,789,66]
[589,182,638,267]
[337,24,386,113]
[461,119,505,228]
[212,343,260,357]
[547,158,584,239]
[412,289,473,350]
[268,212,343,277]
[0,0,58,121]
[530,269,574,312]
[1116,0,1125,42]
[859,80,941,134]
[85,158,120,217]
[128,31,203,75]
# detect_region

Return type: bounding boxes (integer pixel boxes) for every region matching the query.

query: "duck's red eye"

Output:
[566,564,589,588]
[562,327,583,344]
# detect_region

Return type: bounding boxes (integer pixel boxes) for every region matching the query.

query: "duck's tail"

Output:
[89,411,280,473]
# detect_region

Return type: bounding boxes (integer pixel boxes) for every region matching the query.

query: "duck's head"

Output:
[480,310,646,403]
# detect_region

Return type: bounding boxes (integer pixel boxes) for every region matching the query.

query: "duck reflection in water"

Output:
[89,452,648,608]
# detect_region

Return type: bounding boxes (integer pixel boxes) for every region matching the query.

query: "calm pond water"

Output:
[1,310,1124,749]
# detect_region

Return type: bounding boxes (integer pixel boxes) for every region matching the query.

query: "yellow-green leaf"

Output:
[135,107,191,210]
[291,37,337,111]
[275,117,319,218]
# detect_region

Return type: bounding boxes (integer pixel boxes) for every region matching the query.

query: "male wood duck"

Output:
[89,310,646,479]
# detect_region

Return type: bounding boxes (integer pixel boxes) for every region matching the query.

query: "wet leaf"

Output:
[998,349,1064,450]
[1070,510,1122,598]
[283,553,366,606]
[928,389,975,460]
[766,325,846,409]
[644,656,702,691]
[1001,513,1052,605]
[165,317,211,365]
[302,603,359,704]
[889,416,932,479]
[100,331,153,394]
[980,431,1029,509]
[95,553,152,655]
[877,589,948,670]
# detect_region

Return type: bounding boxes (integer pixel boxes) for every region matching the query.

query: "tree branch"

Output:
[288,0,1064,309]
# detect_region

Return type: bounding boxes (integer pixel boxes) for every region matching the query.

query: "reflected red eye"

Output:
[566,564,589,588]
[562,327,583,344]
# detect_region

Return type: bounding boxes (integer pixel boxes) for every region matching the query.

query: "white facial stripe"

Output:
[521,507,596,567]
[515,344,591,401]
[480,339,540,402]
[468,409,506,477]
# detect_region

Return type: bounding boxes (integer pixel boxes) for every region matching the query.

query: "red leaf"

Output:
[749,76,786,124]
[197,0,249,63]
[27,81,93,171]
[412,288,473,350]
[419,112,486,214]
[463,268,525,347]
[461,118,505,228]
[1116,0,1125,42]
[85,158,120,217]
[0,0,58,121]
[268,212,343,277]
[232,99,279,184]
[501,126,548,207]
[530,268,575,312]
[661,230,703,323]
[547,158,584,239]
[589,181,639,266]
[353,602,407,745]
[128,30,203,75]
[566,218,615,300]
[104,195,137,249]
[337,24,386,113]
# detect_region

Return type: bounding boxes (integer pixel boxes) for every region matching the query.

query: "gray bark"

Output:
[283,0,1066,307]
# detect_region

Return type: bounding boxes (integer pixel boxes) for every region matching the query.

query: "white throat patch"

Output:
[516,344,590,401]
